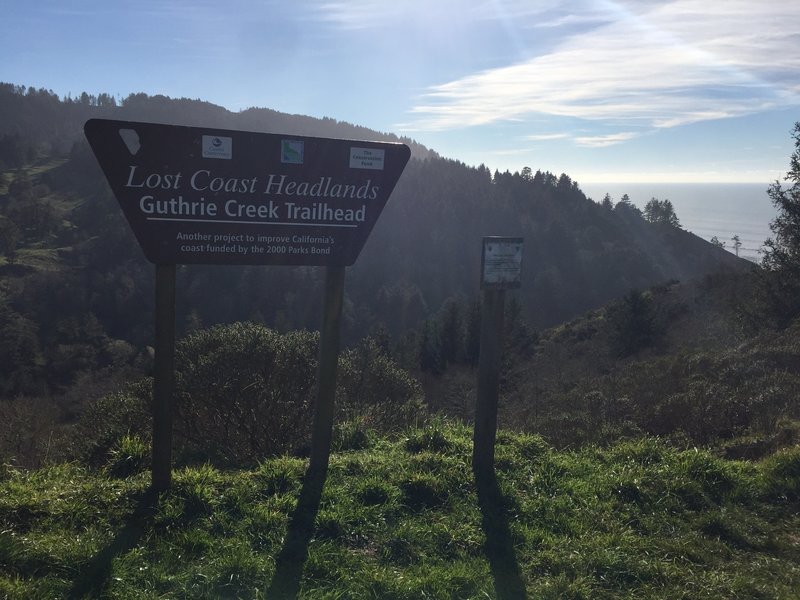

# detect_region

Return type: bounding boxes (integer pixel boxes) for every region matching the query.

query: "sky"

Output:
[3,0,800,184]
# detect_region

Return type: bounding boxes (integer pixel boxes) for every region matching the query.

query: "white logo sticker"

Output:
[118,128,140,155]
[202,135,232,159]
[350,147,385,170]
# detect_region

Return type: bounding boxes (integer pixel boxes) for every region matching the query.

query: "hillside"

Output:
[418,269,799,454]
[0,84,749,402]
[1,423,799,599]
[0,84,436,164]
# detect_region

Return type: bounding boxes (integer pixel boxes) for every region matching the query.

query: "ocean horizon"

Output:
[580,182,776,262]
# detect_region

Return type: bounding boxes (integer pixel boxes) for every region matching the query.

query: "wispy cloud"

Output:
[313,0,391,29]
[574,132,639,147]
[525,133,570,141]
[403,1,800,138]
[313,0,494,29]
[314,0,563,29]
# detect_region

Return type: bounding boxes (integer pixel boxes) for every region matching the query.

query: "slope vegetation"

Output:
[1,423,798,599]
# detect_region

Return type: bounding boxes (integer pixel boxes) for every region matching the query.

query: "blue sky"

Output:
[3,0,799,183]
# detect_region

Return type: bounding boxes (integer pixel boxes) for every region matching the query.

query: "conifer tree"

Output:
[759,122,800,327]
[643,198,681,228]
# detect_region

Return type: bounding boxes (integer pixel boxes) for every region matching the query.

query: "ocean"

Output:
[580,183,776,262]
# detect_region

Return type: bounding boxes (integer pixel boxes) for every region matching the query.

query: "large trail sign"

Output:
[84,119,410,266]
[84,118,410,492]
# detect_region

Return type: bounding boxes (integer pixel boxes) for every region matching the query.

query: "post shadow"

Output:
[266,470,326,599]
[69,488,159,598]
[474,467,528,600]
[267,266,343,598]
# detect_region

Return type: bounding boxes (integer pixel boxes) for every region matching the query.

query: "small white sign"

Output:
[350,147,385,170]
[482,238,523,288]
[202,135,232,159]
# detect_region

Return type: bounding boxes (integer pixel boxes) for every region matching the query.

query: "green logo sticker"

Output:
[281,140,304,164]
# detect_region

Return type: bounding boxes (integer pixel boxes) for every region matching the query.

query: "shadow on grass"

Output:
[68,488,158,598]
[475,468,528,599]
[266,470,326,599]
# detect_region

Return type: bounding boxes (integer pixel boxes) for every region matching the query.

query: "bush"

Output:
[174,323,424,466]
[67,324,424,468]
[337,337,425,431]
[175,323,318,466]
[0,396,61,468]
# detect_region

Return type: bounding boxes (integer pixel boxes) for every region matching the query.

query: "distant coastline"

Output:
[581,182,774,261]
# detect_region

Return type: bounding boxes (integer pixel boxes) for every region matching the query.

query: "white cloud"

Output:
[574,132,639,147]
[404,1,800,137]
[313,1,391,29]
[314,0,565,28]
[525,133,570,141]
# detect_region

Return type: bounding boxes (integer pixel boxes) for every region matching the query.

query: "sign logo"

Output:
[202,135,232,159]
[350,147,385,170]
[118,128,141,155]
[281,140,304,164]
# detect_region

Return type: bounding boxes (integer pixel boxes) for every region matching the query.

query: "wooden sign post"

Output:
[308,265,346,483]
[84,119,409,491]
[152,264,176,491]
[473,237,523,476]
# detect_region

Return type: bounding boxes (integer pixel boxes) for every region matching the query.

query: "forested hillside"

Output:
[2,84,799,599]
[0,84,746,402]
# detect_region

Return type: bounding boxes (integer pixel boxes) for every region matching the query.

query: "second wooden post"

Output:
[473,286,506,476]
[472,237,523,477]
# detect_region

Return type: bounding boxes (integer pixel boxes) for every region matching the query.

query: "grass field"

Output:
[1,422,799,599]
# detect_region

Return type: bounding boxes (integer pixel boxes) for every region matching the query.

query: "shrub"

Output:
[174,323,424,466]
[70,324,424,468]
[0,396,61,468]
[337,337,425,432]
[175,323,318,466]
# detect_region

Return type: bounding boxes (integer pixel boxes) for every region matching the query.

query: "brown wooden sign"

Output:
[84,119,410,266]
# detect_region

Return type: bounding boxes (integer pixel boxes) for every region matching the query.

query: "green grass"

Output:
[1,424,799,598]
[10,248,63,271]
